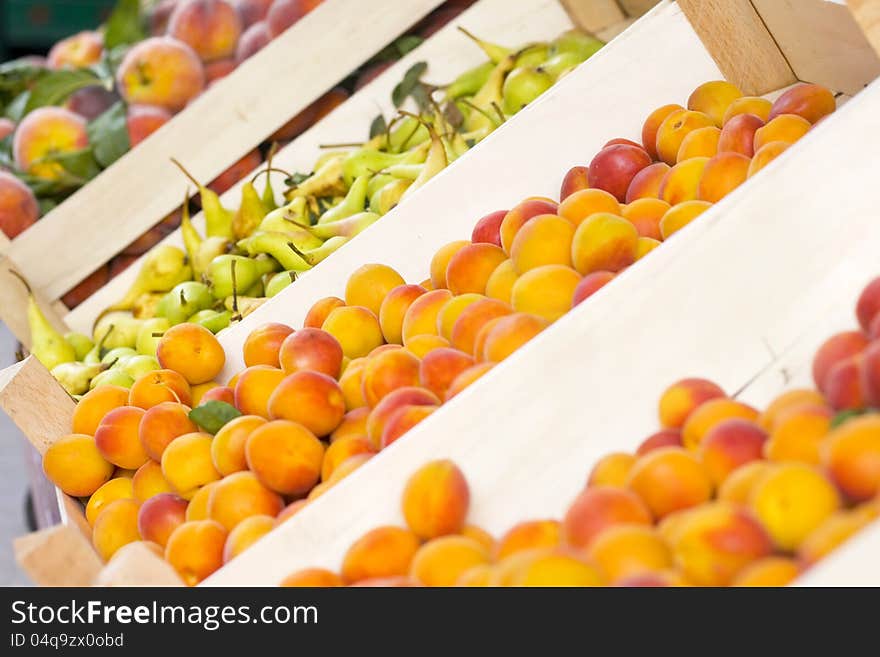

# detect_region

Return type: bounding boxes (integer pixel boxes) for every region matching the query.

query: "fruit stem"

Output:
[8,269,33,296]
[170,157,204,190]
[251,167,294,184]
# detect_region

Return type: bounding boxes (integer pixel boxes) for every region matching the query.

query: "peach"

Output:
[381,404,436,448]
[495,520,561,559]
[658,199,711,239]
[768,83,835,123]
[157,323,225,385]
[587,144,652,202]
[126,104,171,148]
[758,388,826,431]
[268,371,344,436]
[436,294,485,341]
[165,520,227,585]
[137,493,188,547]
[0,171,39,238]
[161,432,220,499]
[47,30,103,68]
[234,365,285,418]
[330,407,369,442]
[732,556,800,586]
[697,152,750,203]
[717,113,763,157]
[132,460,173,501]
[749,463,840,551]
[168,0,242,62]
[430,240,470,289]
[658,378,726,429]
[322,305,384,360]
[116,37,205,111]
[321,436,375,480]
[402,459,469,540]
[563,486,651,549]
[379,284,426,345]
[236,0,273,26]
[207,471,283,530]
[621,198,669,240]
[342,526,421,583]
[95,406,150,470]
[445,243,507,296]
[723,96,772,124]
[243,323,294,368]
[669,502,772,586]
[266,0,322,37]
[765,404,832,465]
[559,166,589,200]
[823,355,866,411]
[245,419,324,495]
[222,514,274,562]
[236,20,271,62]
[627,447,713,518]
[401,289,453,344]
[72,385,130,436]
[856,277,880,331]
[571,271,615,307]
[419,347,474,399]
[471,209,508,247]
[812,330,868,390]
[641,103,684,160]
[688,80,743,127]
[821,414,880,502]
[204,57,237,84]
[699,418,767,485]
[450,298,511,355]
[345,264,405,317]
[587,452,637,488]
[753,114,811,151]
[278,327,343,379]
[501,549,604,586]
[138,401,198,461]
[681,398,758,451]
[12,107,89,180]
[658,156,709,205]
[557,188,620,227]
[485,260,519,305]
[587,524,673,583]
[655,109,715,165]
[303,296,344,329]
[624,162,670,203]
[128,369,192,409]
[338,358,368,410]
[717,460,772,505]
[410,535,490,586]
[92,499,142,562]
[86,478,134,526]
[280,568,344,587]
[481,312,548,363]
[636,429,683,455]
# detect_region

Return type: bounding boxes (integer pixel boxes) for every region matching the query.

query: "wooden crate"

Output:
[0,0,445,346]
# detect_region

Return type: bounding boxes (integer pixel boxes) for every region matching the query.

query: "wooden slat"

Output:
[14,524,102,587]
[95,542,185,587]
[619,0,660,17]
[558,0,626,33]
[795,522,880,586]
[849,0,880,57]
[677,0,796,94]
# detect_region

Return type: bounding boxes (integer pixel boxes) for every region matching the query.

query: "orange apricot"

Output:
[341,526,421,583]
[626,447,713,518]
[43,434,114,497]
[165,520,227,586]
[245,419,324,495]
[402,459,470,540]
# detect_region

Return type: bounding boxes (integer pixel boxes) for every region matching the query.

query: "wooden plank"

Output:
[795,522,880,586]
[205,47,880,585]
[677,0,796,95]
[95,542,185,587]
[849,0,880,57]
[0,0,443,314]
[65,0,576,335]
[14,524,102,587]
[619,0,660,17]
[753,0,880,95]
[558,0,626,33]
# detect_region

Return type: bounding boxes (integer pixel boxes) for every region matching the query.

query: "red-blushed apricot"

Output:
[345,264,406,317]
[137,493,187,547]
[669,502,772,586]
[642,104,684,160]
[128,369,192,409]
[321,436,375,481]
[471,209,507,246]
[681,398,758,451]
[494,520,560,560]
[278,327,343,379]
[138,401,198,462]
[409,535,490,587]
[659,199,711,239]
[723,96,772,124]
[430,241,470,289]
[699,418,767,485]
[753,114,811,151]
[856,277,880,332]
[588,144,652,203]
[587,524,673,583]
[402,460,469,540]
[72,385,130,436]
[758,388,827,431]
[688,80,743,127]
[243,323,294,368]
[445,243,507,296]
[557,188,620,227]
[245,419,324,495]
[656,109,715,165]
[823,355,866,411]
[274,501,307,527]
[341,526,421,583]
[811,330,868,390]
[862,341,880,406]
[563,486,651,549]
[676,125,720,161]
[321,306,384,360]
[132,460,173,501]
[419,348,474,399]
[717,461,772,505]
[636,429,683,456]
[379,284,426,345]
[280,568,344,587]
[627,447,713,518]
[500,199,560,253]
[769,83,835,123]
[161,432,220,499]
[820,414,880,502]
[222,514,275,562]
[449,298,511,356]
[199,386,234,406]
[381,404,437,448]
[86,478,134,527]
[625,162,670,203]
[571,212,638,276]
[732,556,800,586]
[659,156,709,205]
[165,520,227,585]
[268,371,345,436]
[481,312,547,363]
[331,407,369,443]
[303,296,345,329]
[747,140,789,177]
[658,378,726,429]
[765,404,831,465]
[211,415,266,476]
[365,387,440,448]
[587,452,637,488]
[559,166,589,201]
[338,358,368,410]
[92,498,142,562]
[361,348,421,407]
[401,290,454,344]
[445,362,494,401]
[509,214,575,273]
[95,406,150,470]
[717,113,763,157]
[621,198,669,241]
[43,434,114,497]
[749,463,840,551]
[234,366,285,418]
[697,151,750,203]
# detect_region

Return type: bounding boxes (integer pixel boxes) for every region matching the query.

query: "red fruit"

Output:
[856,278,880,333]
[471,210,507,247]
[559,165,589,200]
[860,341,880,407]
[572,271,614,306]
[636,429,683,456]
[604,138,643,149]
[588,145,652,203]
[824,356,866,411]
[812,331,869,391]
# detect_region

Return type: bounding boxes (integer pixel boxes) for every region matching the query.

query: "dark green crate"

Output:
[2,0,117,47]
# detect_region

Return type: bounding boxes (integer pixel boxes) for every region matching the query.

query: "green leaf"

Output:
[88,101,130,168]
[394,35,424,58]
[38,147,102,182]
[369,113,387,139]
[5,91,30,122]
[392,61,428,107]
[104,0,147,49]
[189,401,242,434]
[410,84,431,112]
[830,408,867,429]
[24,69,102,114]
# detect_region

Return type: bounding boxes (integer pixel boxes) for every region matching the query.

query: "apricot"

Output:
[341,526,421,583]
[445,362,493,400]
[699,418,767,485]
[233,366,285,418]
[658,200,711,239]
[329,408,368,443]
[499,199,559,253]
[676,125,720,161]
[557,188,620,227]
[222,514,274,562]
[717,113,763,157]
[161,432,220,500]
[86,478,134,526]
[326,453,372,484]
[659,378,726,429]
[72,385,130,435]
[245,419,324,495]
[697,152,750,203]
[401,289,453,344]
[636,237,661,260]
[627,447,713,518]
[132,460,173,501]
[587,525,673,582]
[410,536,490,587]
[624,162,670,203]
[658,156,709,205]
[450,298,511,355]
[157,324,225,385]
[733,556,799,586]
[717,460,772,505]
[765,404,831,465]
[167,0,242,62]
[182,481,216,521]
[128,369,192,409]
[559,166,589,200]
[433,295,481,343]
[94,406,149,470]
[682,397,758,451]
[481,312,547,363]
[750,463,840,551]
[207,415,261,475]
[856,277,880,331]
[280,567,343,587]
[812,330,868,390]
[823,355,866,411]
[0,171,39,238]
[402,459,469,540]
[758,388,826,431]
[205,470,283,531]
[165,520,226,585]
[381,404,436,448]
[444,243,508,296]
[655,109,715,165]
[47,30,103,69]
[861,340,880,405]
[268,371,344,436]
[403,334,449,358]
[614,570,687,587]
[338,358,368,410]
[456,565,495,587]
[587,452,637,488]
[137,401,197,462]
[669,502,772,586]
[502,549,604,586]
[769,83,835,123]
[562,486,651,550]
[303,296,345,329]
[419,348,474,399]
[365,386,439,446]
[641,103,684,160]
[588,144,652,203]
[688,80,743,127]
[116,37,205,111]
[483,260,519,305]
[797,508,874,567]
[821,414,880,502]
[723,96,772,124]
[321,306,384,360]
[636,429,683,455]
[322,436,375,480]
[429,241,470,289]
[342,264,404,318]
[470,209,507,247]
[494,520,561,559]
[275,499,308,524]
[242,323,293,368]
[571,271,615,307]
[12,107,89,180]
[460,524,495,554]
[92,499,142,562]
[136,493,187,547]
[753,114,811,151]
[379,284,426,345]
[197,385,234,406]
[277,327,343,379]
[621,198,669,240]
[572,214,638,277]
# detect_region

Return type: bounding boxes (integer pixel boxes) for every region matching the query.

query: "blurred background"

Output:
[0,1,117,60]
